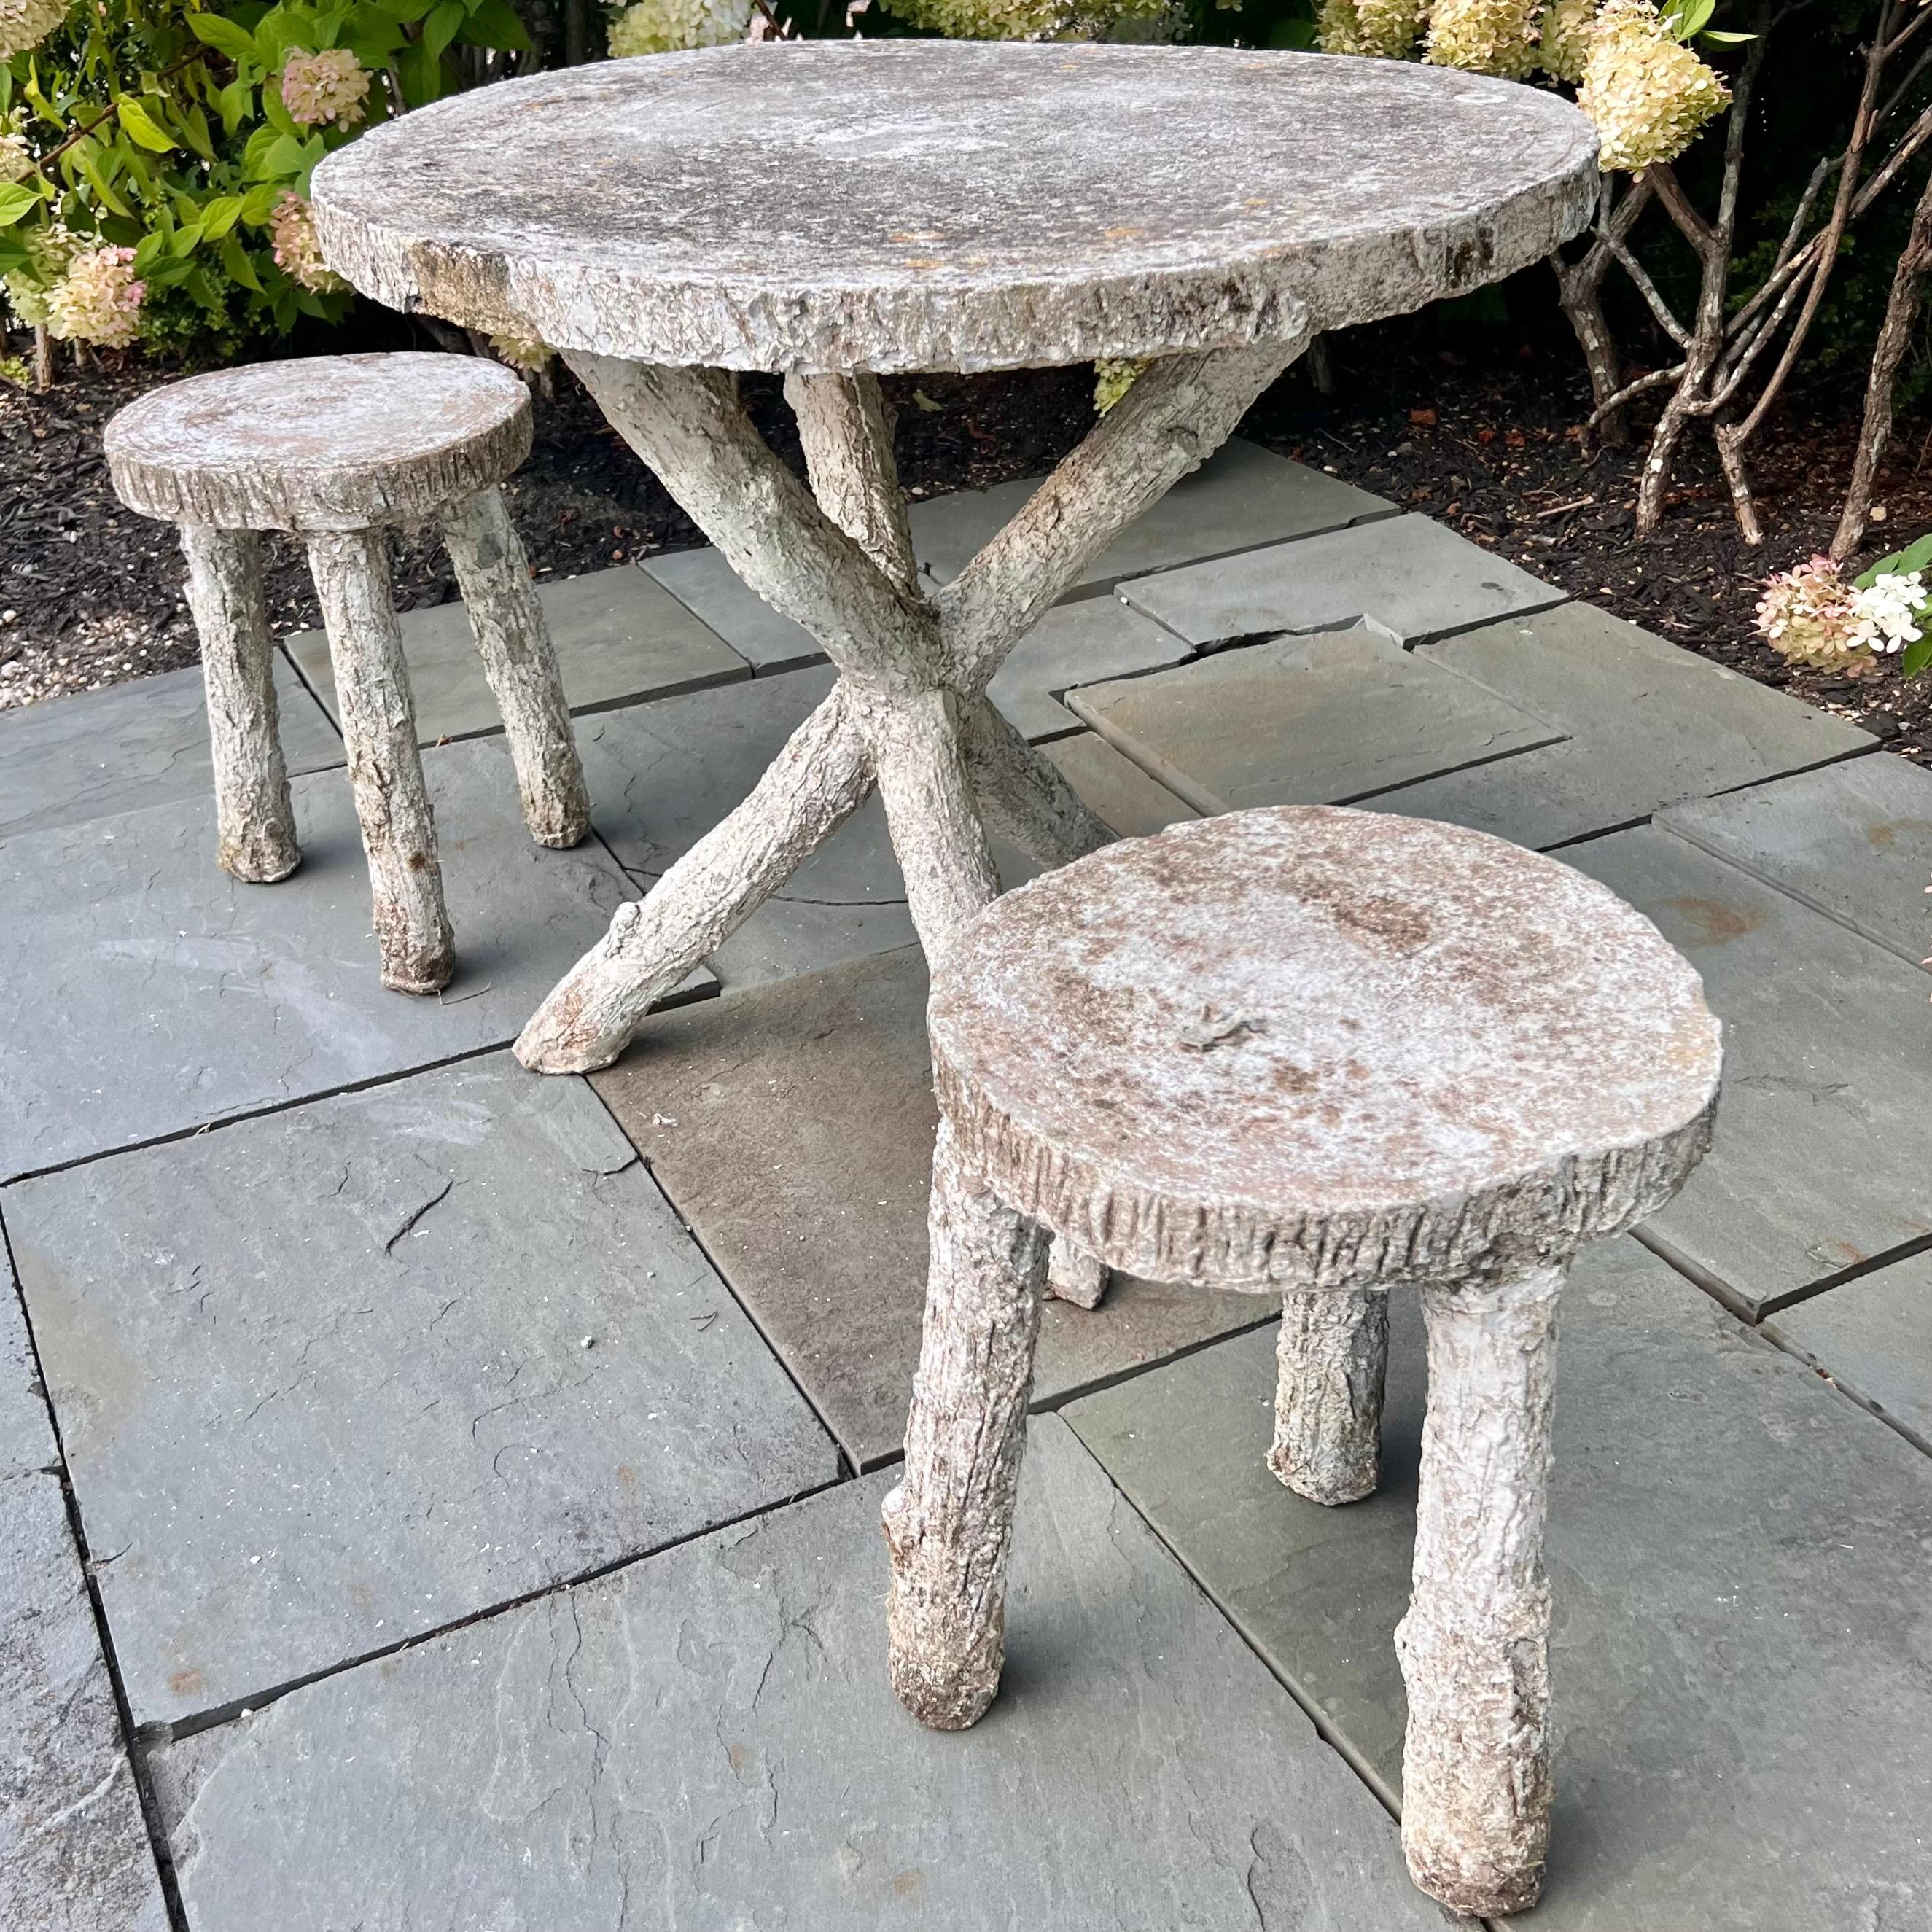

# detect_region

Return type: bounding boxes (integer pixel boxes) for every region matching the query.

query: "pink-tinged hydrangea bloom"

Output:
[1754,556,1864,671]
[269,193,346,293]
[0,0,69,58]
[45,245,144,349]
[281,48,371,128]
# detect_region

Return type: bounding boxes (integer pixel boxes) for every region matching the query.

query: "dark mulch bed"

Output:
[6,323,1929,762]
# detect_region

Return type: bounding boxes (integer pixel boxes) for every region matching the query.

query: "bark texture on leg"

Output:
[305,528,455,994]
[513,688,873,1071]
[884,1121,1050,1730]
[1269,1286,1388,1505]
[958,693,1114,865]
[179,524,300,884]
[784,371,919,597]
[1397,1263,1565,1918]
[1045,1239,1109,1310]
[439,486,591,849]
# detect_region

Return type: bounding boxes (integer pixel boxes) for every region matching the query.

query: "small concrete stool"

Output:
[105,353,591,993]
[883,806,1721,1917]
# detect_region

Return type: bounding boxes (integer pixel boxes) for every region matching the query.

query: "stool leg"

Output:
[179,526,299,884]
[439,487,591,850]
[1396,1262,1565,1917]
[304,529,455,994]
[1045,1237,1108,1310]
[883,1121,1049,1730]
[1269,1287,1388,1505]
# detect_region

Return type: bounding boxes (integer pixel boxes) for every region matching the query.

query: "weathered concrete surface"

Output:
[0,1272,57,1477]
[107,353,530,534]
[311,40,1594,373]
[0,735,703,1181]
[981,595,1193,741]
[1067,622,1562,813]
[1659,752,1931,973]
[1121,513,1567,646]
[642,544,826,674]
[5,1055,837,1730]
[1064,1238,1932,1931]
[1,1473,168,1932]
[1567,827,1932,1310]
[0,658,342,840]
[1767,1254,1932,1453]
[151,1419,1453,1932]
[913,437,1391,591]
[593,949,1269,1468]
[1368,604,1874,850]
[287,563,749,746]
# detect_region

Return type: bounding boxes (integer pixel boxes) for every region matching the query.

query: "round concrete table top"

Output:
[311,40,1599,375]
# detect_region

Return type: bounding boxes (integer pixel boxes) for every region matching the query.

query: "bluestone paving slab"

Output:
[1121,512,1567,646]
[593,948,1270,1469]
[1068,623,1562,813]
[1065,1238,1932,1931]
[642,543,825,673]
[1365,603,1873,849]
[150,1418,1452,1932]
[1659,752,1931,972]
[1,1473,168,1932]
[982,594,1193,741]
[1767,1253,1932,1452]
[911,436,1392,586]
[0,1267,58,1477]
[286,563,749,744]
[0,733,693,1181]
[1037,731,1196,838]
[1566,827,1932,1308]
[4,1054,838,1730]
[0,658,340,839]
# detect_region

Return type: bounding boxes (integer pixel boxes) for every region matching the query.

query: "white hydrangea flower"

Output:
[0,131,34,185]
[0,0,69,58]
[491,333,553,375]
[1317,0,1425,55]
[45,244,144,349]
[1849,571,1926,655]
[1539,0,1596,81]
[1425,0,1541,79]
[607,0,752,55]
[1578,0,1729,172]
[878,0,1161,39]
[1093,357,1147,415]
[1314,0,1365,51]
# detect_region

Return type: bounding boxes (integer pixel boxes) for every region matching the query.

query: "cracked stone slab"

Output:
[0,658,341,840]
[1565,827,1932,1310]
[4,1054,837,1731]
[1037,733,1196,838]
[593,948,1265,1470]
[1,1473,168,1932]
[1121,513,1567,647]
[1067,621,1562,814]
[1065,1238,1932,1931]
[1767,1255,1932,1454]
[285,563,749,746]
[1658,752,1931,974]
[1362,603,1874,850]
[0,1269,58,1478]
[150,1417,1452,1932]
[0,734,708,1181]
[911,437,1392,591]
[981,595,1196,741]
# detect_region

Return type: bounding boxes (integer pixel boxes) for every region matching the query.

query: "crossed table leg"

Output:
[512,335,1311,1304]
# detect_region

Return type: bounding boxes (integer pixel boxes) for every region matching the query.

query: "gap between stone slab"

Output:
[1754,1316,1932,1463]
[274,639,344,747]
[0,1209,195,1932]
[1633,1219,1932,1325]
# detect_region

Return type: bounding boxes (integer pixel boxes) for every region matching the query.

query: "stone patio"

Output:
[4,435,1926,1931]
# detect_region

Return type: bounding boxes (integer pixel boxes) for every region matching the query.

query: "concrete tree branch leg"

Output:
[784,372,919,598]
[439,486,591,850]
[303,527,455,994]
[1269,1287,1389,1504]
[884,1120,1050,1729]
[1045,1241,1109,1309]
[179,523,300,884]
[956,692,1114,866]
[513,688,875,1072]
[1396,1262,1565,1917]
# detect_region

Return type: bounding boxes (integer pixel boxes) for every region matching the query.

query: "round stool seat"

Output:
[104,352,531,532]
[928,806,1721,1293]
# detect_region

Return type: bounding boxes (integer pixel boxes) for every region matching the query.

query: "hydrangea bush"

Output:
[1,0,526,360]
[1757,537,1932,678]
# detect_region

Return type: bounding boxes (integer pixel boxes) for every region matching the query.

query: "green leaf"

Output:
[132,229,168,273]
[0,182,42,227]
[453,0,527,47]
[217,77,254,136]
[258,81,302,139]
[187,12,262,61]
[221,229,266,291]
[180,104,217,163]
[1896,532,1932,574]
[169,219,204,257]
[199,193,245,238]
[116,96,179,153]
[1901,636,1932,679]
[184,263,225,313]
[1855,551,1906,591]
[262,131,310,174]
[1699,28,1756,42]
[422,0,464,58]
